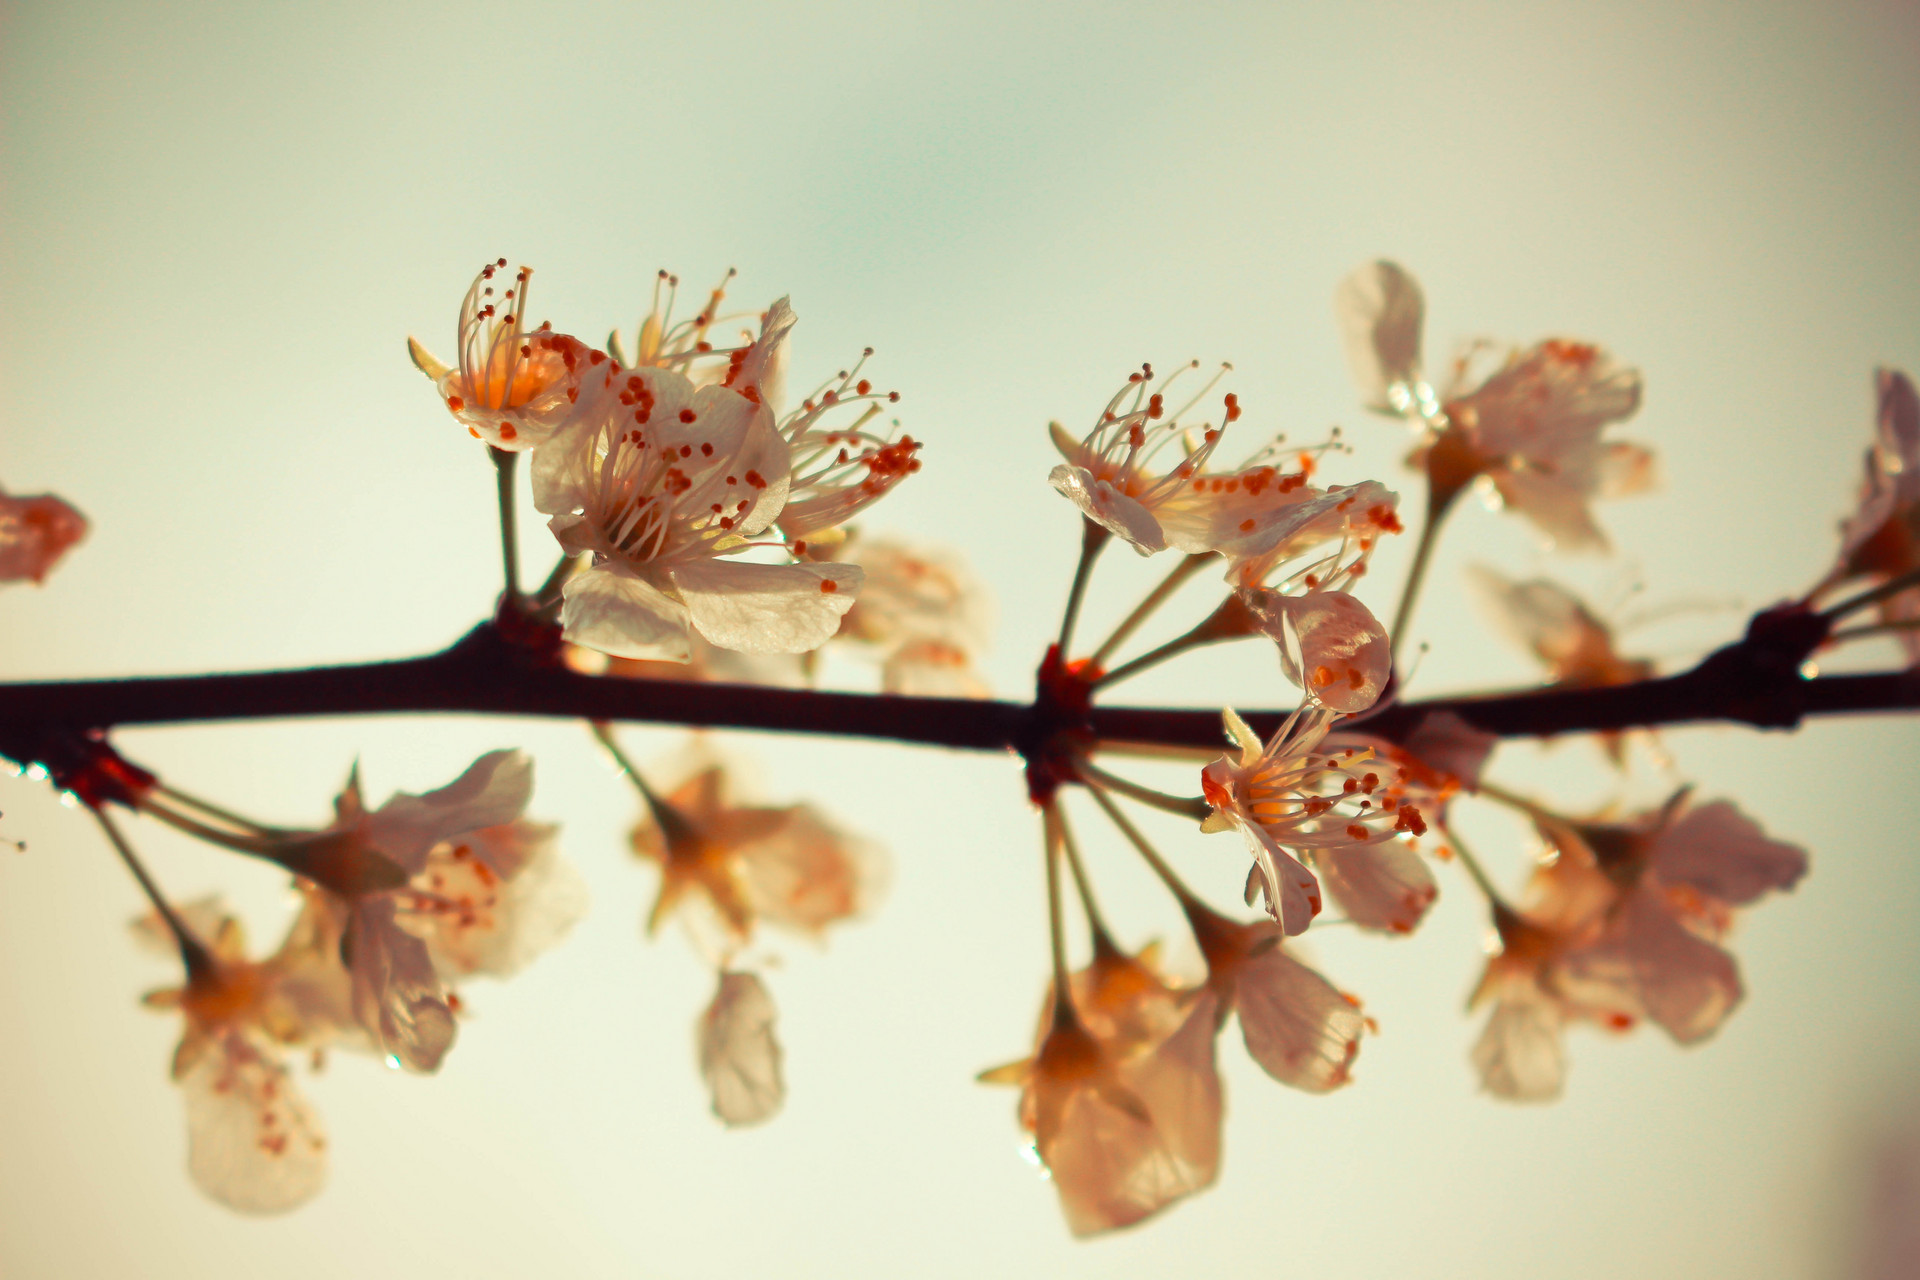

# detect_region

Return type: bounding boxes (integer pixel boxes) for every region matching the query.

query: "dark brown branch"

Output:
[1,603,1916,776]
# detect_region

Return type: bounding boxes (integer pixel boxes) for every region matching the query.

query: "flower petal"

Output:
[1317,840,1437,934]
[1048,464,1167,555]
[179,1030,328,1214]
[561,565,693,662]
[1649,800,1808,906]
[1471,978,1567,1102]
[697,970,785,1127]
[1334,259,1425,411]
[1234,945,1364,1092]
[367,749,533,871]
[672,559,861,654]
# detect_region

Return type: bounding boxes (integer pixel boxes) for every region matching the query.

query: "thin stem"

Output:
[1040,803,1077,1029]
[490,446,522,603]
[1087,552,1211,671]
[1093,591,1257,690]
[1441,822,1505,907]
[1083,783,1199,908]
[141,797,282,859]
[1056,519,1111,657]
[1828,619,1920,642]
[151,782,281,837]
[1390,481,1463,664]
[94,806,212,978]
[1820,565,1920,622]
[588,721,701,847]
[1072,757,1211,821]
[1053,801,1117,954]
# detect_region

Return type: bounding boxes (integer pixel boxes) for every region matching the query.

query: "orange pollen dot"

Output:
[856,379,872,395]
[1346,824,1369,841]
[446,395,464,412]
[498,423,517,441]
[745,470,767,489]
[1239,518,1255,532]
[820,579,838,593]
[1312,665,1337,687]
[679,409,696,423]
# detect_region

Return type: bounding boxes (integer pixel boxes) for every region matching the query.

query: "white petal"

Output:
[672,559,860,654]
[1472,981,1567,1102]
[1317,841,1437,934]
[1249,589,1390,713]
[178,1030,327,1214]
[414,822,589,979]
[1240,823,1322,936]
[698,970,785,1127]
[367,750,532,870]
[1649,801,1808,905]
[561,565,693,661]
[1234,946,1364,1092]
[345,899,456,1073]
[529,415,601,517]
[1333,260,1425,410]
[733,804,887,936]
[1048,464,1166,554]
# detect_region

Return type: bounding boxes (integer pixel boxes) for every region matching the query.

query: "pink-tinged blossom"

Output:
[1471,567,1654,690]
[408,260,594,452]
[133,903,330,1214]
[0,488,87,584]
[143,751,565,1074]
[1220,480,1403,593]
[629,750,886,951]
[1200,707,1429,935]
[979,942,1221,1236]
[697,969,785,1127]
[533,362,860,661]
[1826,368,1920,660]
[1436,338,1652,551]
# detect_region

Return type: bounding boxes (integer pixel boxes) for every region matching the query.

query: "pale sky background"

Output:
[3,2,1919,1277]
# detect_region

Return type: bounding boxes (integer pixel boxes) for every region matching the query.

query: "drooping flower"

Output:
[1822,368,1920,660]
[144,751,573,1074]
[1240,587,1392,714]
[532,361,861,661]
[408,260,595,452]
[979,940,1221,1236]
[627,746,886,952]
[697,969,785,1127]
[0,487,88,584]
[132,901,331,1214]
[1334,259,1431,417]
[1200,707,1429,935]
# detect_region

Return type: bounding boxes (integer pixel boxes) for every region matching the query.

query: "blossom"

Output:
[1220,479,1403,594]
[1469,794,1806,1100]
[0,487,87,584]
[1051,363,1340,557]
[1200,707,1429,935]
[132,901,331,1214]
[144,751,576,1074]
[1826,368,1920,659]
[409,260,595,451]
[697,969,785,1127]
[979,941,1221,1236]
[827,532,994,695]
[628,747,886,951]
[532,361,861,661]
[1337,259,1652,550]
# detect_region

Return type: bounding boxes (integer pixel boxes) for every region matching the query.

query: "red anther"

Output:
[856,379,872,395]
[679,409,697,423]
[1224,393,1242,422]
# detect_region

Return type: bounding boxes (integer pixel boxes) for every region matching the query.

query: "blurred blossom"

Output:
[1825,368,1920,660]
[0,487,87,584]
[828,531,994,695]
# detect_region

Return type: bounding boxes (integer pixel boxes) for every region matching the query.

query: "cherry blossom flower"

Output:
[1337,259,1652,550]
[0,487,87,584]
[827,532,994,695]
[132,901,331,1214]
[979,941,1221,1236]
[627,747,886,951]
[1051,363,1344,558]
[1200,707,1429,935]
[1824,368,1920,659]
[532,361,861,661]
[1470,794,1805,1099]
[145,751,571,1074]
[408,260,595,452]
[697,969,785,1127]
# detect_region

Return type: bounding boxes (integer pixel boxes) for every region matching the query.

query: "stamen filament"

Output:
[1818,564,1920,622]
[1440,822,1507,907]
